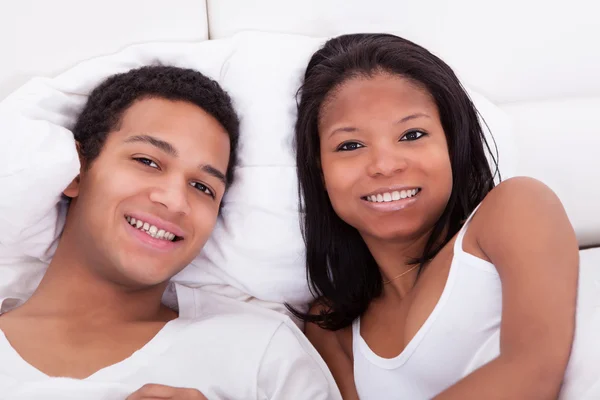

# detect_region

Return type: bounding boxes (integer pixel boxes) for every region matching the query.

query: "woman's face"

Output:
[318,72,453,244]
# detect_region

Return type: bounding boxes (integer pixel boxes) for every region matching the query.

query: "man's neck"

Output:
[16,243,174,324]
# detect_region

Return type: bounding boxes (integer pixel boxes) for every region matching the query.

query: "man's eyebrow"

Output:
[200,164,227,186]
[124,134,178,157]
[125,134,227,185]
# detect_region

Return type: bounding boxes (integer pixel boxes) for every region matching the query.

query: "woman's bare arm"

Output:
[435,177,578,399]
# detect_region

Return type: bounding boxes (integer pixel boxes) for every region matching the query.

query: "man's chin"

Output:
[113,250,196,288]
[111,266,175,290]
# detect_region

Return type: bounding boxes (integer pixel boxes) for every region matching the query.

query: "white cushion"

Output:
[0,0,209,100]
[501,99,600,248]
[0,32,517,310]
[206,0,600,103]
[559,247,600,399]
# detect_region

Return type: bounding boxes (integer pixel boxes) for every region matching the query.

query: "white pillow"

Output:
[0,31,515,313]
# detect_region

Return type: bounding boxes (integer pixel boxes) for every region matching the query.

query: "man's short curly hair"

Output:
[73,65,240,186]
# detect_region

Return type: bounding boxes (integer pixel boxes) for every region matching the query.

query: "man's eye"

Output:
[135,157,159,169]
[190,182,215,198]
[337,142,364,152]
[400,130,426,141]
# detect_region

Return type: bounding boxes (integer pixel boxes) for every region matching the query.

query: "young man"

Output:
[0,66,341,400]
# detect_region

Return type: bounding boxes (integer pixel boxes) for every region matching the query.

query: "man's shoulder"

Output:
[177,290,299,348]
[184,295,331,377]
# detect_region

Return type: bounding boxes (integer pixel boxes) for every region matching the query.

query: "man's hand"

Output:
[127,384,208,399]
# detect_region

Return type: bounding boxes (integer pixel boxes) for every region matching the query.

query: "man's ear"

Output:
[63,141,86,199]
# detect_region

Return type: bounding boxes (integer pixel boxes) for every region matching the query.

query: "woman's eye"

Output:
[400,130,426,141]
[190,182,215,198]
[135,157,159,169]
[337,142,364,152]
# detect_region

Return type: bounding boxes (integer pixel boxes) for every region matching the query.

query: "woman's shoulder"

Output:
[484,176,557,205]
[460,177,566,262]
[471,176,562,229]
[467,176,574,262]
[306,301,357,399]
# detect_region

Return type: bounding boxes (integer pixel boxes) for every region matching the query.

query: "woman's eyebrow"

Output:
[395,112,431,125]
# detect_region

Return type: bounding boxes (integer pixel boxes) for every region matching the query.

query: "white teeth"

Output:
[125,216,178,242]
[366,189,420,203]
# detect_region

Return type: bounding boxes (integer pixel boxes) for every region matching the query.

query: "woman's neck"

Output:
[362,228,435,298]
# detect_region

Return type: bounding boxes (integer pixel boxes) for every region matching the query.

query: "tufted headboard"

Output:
[1,0,599,247]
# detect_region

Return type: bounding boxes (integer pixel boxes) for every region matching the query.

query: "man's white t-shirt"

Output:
[0,284,342,400]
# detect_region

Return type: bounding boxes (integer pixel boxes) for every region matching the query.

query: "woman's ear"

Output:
[63,141,86,198]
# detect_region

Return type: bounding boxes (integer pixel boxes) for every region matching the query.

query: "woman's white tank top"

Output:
[353,207,502,399]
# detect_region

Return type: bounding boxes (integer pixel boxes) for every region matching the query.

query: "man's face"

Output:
[64,97,231,287]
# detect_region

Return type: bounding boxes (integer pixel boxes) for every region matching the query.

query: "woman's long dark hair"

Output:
[290,33,498,331]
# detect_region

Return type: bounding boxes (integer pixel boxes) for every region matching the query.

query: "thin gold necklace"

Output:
[383,264,420,284]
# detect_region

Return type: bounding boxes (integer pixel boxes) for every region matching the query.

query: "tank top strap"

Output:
[352,317,362,352]
[453,203,483,256]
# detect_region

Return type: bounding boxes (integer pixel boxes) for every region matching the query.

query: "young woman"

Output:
[293,33,579,399]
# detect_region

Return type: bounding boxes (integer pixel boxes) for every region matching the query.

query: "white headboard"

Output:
[207,0,600,248]
[2,0,599,246]
[207,0,599,104]
[0,0,209,97]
